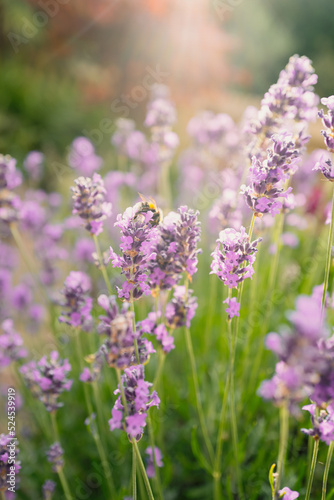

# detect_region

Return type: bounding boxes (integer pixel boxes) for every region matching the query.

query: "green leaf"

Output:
[190,426,213,475]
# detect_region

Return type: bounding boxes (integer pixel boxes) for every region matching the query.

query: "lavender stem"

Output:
[305,437,319,500]
[321,441,334,500]
[322,184,334,310]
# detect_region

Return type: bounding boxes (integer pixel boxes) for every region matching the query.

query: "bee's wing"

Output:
[138,193,158,210]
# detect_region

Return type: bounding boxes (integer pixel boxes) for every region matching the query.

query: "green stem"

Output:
[75,330,116,497]
[147,414,164,500]
[132,439,155,500]
[247,211,285,393]
[184,326,215,467]
[203,276,218,354]
[153,347,166,392]
[50,413,73,500]
[1,491,6,500]
[322,185,334,310]
[228,315,243,500]
[274,402,289,497]
[130,290,140,364]
[305,438,319,500]
[213,370,230,500]
[322,441,334,500]
[93,233,113,295]
[248,213,256,240]
[58,468,73,500]
[51,411,60,442]
[133,443,137,500]
[213,213,255,500]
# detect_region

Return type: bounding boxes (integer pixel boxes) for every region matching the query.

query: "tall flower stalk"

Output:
[211,220,261,498]
[322,441,334,500]
[304,437,319,500]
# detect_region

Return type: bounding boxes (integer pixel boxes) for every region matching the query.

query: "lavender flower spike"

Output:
[109,365,160,441]
[96,294,152,369]
[211,226,261,289]
[68,137,103,176]
[20,351,72,412]
[71,173,112,236]
[313,156,334,182]
[145,446,163,478]
[42,479,56,499]
[0,319,27,368]
[302,403,334,445]
[46,442,64,472]
[319,95,334,152]
[241,134,300,218]
[58,271,93,330]
[148,206,201,290]
[108,202,159,301]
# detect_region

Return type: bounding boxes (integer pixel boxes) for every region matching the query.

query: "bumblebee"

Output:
[133,193,163,226]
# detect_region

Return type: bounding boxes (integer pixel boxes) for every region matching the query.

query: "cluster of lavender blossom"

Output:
[111,84,179,199]
[2,52,334,499]
[109,365,160,440]
[211,226,261,318]
[259,285,334,444]
[20,351,72,412]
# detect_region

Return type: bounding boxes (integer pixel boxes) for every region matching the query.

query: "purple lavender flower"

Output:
[108,203,158,301]
[111,118,136,156]
[19,199,47,232]
[241,134,300,217]
[310,334,334,406]
[0,155,22,226]
[0,434,21,492]
[223,297,240,320]
[0,155,22,190]
[259,287,331,409]
[0,319,27,368]
[68,137,103,176]
[278,487,299,500]
[42,479,56,499]
[302,403,334,445]
[165,286,198,329]
[145,446,163,478]
[148,207,201,290]
[73,237,95,263]
[144,85,179,169]
[95,294,152,369]
[246,55,318,156]
[145,87,176,129]
[187,111,236,149]
[139,312,175,353]
[71,174,112,236]
[211,226,261,289]
[319,96,334,152]
[11,282,33,311]
[109,365,159,441]
[20,351,72,412]
[23,151,44,181]
[209,188,243,232]
[35,223,67,287]
[313,155,334,182]
[58,271,93,330]
[46,442,64,472]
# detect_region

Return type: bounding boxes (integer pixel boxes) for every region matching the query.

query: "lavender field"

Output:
[1,2,334,500]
